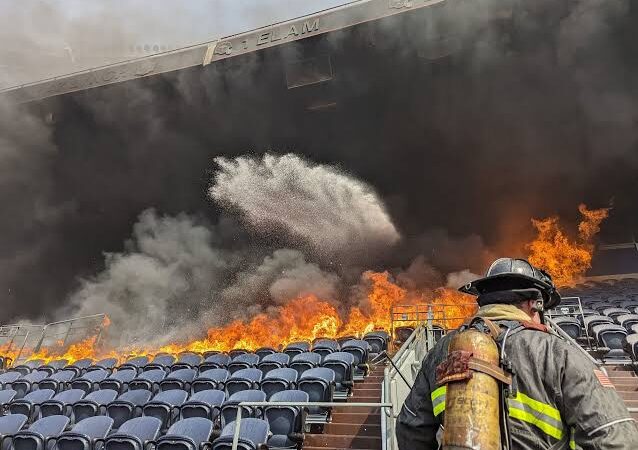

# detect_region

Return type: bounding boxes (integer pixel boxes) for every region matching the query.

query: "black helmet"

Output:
[459,258,561,309]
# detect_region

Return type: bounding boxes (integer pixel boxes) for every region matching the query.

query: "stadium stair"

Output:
[605,365,638,418]
[304,364,384,450]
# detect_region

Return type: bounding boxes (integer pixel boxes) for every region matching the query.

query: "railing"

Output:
[231,401,393,450]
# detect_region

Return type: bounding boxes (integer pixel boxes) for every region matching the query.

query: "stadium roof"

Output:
[0,0,445,104]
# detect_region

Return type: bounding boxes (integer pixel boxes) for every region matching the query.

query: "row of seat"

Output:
[0,410,286,450]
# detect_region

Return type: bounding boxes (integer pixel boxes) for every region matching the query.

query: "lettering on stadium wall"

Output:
[213,19,321,57]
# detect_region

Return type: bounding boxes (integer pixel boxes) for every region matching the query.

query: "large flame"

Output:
[527,204,609,286]
[2,205,608,365]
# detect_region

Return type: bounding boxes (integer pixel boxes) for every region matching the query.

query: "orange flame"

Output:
[527,204,609,286]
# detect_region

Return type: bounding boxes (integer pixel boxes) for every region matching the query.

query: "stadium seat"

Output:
[220,390,266,428]
[289,353,321,378]
[159,369,197,392]
[40,389,85,418]
[156,417,214,450]
[128,369,166,392]
[592,324,628,359]
[322,352,355,399]
[104,416,162,450]
[601,308,631,320]
[225,369,262,396]
[10,360,44,376]
[192,369,230,393]
[260,368,298,400]
[312,339,340,361]
[623,334,638,360]
[73,389,119,423]
[143,390,189,431]
[584,315,614,335]
[0,413,28,438]
[12,371,48,398]
[550,317,582,340]
[118,356,149,374]
[144,355,177,373]
[202,351,220,359]
[0,389,18,410]
[255,348,276,361]
[170,353,202,372]
[616,314,638,330]
[98,369,137,394]
[39,359,69,376]
[9,388,55,420]
[56,416,114,450]
[228,350,248,359]
[297,368,335,421]
[212,418,269,450]
[107,389,153,429]
[341,340,370,379]
[180,390,225,422]
[87,358,118,373]
[65,359,94,377]
[38,369,76,393]
[394,327,414,345]
[257,353,289,376]
[619,300,638,310]
[199,354,231,372]
[283,342,310,359]
[11,415,69,450]
[228,354,260,374]
[71,369,110,394]
[265,390,309,449]
[364,331,389,354]
[0,371,21,389]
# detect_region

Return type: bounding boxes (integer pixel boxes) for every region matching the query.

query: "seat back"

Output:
[593,324,628,351]
[144,355,176,372]
[99,369,136,393]
[88,358,118,373]
[226,369,262,396]
[180,390,225,421]
[265,390,308,437]
[159,369,197,392]
[254,348,276,361]
[213,418,269,450]
[261,369,297,400]
[129,369,166,392]
[40,389,85,418]
[220,390,266,427]
[107,390,152,429]
[199,354,231,372]
[171,354,202,371]
[9,389,55,418]
[298,368,335,404]
[13,415,69,450]
[57,416,115,450]
[257,353,289,376]
[157,418,214,450]
[13,371,48,398]
[551,317,582,339]
[143,390,188,430]
[104,417,162,450]
[71,369,110,393]
[192,369,229,393]
[0,413,28,435]
[73,389,119,423]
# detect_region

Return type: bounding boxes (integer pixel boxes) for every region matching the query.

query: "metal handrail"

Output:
[546,318,604,369]
[231,401,393,450]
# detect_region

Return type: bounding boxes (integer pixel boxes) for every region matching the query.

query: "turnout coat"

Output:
[396,305,638,450]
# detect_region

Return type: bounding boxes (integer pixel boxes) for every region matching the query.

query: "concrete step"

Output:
[305,433,382,449]
[331,412,381,425]
[349,396,382,403]
[324,422,381,436]
[616,391,638,400]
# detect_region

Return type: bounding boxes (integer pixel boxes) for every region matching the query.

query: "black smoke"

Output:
[1,0,638,325]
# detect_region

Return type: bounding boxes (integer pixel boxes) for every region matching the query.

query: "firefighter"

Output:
[396,257,638,450]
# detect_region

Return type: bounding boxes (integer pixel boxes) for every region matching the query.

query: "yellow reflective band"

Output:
[514,392,562,422]
[569,427,576,449]
[431,385,446,417]
[509,407,564,440]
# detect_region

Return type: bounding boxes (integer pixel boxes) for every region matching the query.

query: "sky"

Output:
[0,0,354,86]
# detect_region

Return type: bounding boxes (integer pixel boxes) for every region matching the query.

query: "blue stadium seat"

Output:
[592,324,628,359]
[550,317,582,340]
[228,354,260,375]
[364,331,389,354]
[220,390,266,428]
[57,416,114,450]
[10,360,44,377]
[616,314,638,330]
[9,389,55,421]
[65,359,94,377]
[129,369,166,393]
[199,354,231,372]
[39,359,69,376]
[87,358,118,373]
[255,348,276,361]
[623,334,638,360]
[0,413,28,437]
[118,356,149,374]
[261,369,298,400]
[156,417,214,450]
[265,390,308,449]
[297,368,335,421]
[73,389,119,423]
[98,369,137,394]
[192,369,230,393]
[601,308,631,320]
[322,352,355,399]
[159,369,197,392]
[11,415,69,450]
[289,353,321,378]
[212,418,269,450]
[228,350,248,359]
[0,372,21,390]
[107,389,153,429]
[283,342,310,359]
[38,369,76,393]
[144,355,176,373]
[180,390,225,422]
[143,390,189,431]
[171,353,202,372]
[393,327,414,345]
[257,353,290,376]
[0,389,18,409]
[225,369,262,397]
[584,315,614,335]
[70,369,110,394]
[340,340,370,379]
[40,389,85,418]
[312,339,340,361]
[104,416,162,450]
[12,371,48,398]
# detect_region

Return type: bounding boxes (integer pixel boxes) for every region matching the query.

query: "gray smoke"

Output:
[210,153,401,264]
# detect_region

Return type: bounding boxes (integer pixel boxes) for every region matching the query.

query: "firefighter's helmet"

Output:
[459,257,561,309]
